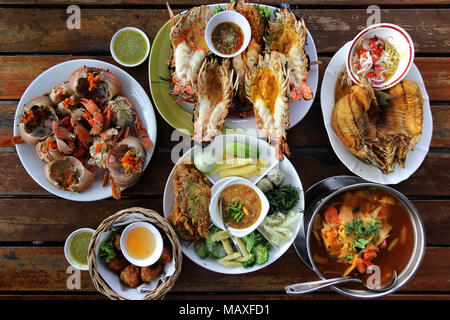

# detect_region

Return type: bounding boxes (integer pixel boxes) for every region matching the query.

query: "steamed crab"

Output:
[105,136,146,200]
[0,96,58,148]
[0,66,153,198]
[68,66,122,105]
[44,156,95,193]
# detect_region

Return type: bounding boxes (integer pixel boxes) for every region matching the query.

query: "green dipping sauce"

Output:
[112,29,148,65]
[69,231,93,266]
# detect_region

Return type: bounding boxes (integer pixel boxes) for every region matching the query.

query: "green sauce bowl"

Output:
[110,27,151,67]
[64,228,95,271]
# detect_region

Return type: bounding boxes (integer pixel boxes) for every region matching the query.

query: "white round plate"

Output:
[14,59,157,201]
[320,42,432,185]
[163,134,304,274]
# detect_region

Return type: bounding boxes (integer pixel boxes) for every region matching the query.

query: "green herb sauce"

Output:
[113,29,148,65]
[69,231,93,266]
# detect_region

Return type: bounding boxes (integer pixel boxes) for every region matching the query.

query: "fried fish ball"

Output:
[107,251,128,272]
[140,263,162,283]
[120,264,141,288]
[113,233,121,251]
[157,244,172,264]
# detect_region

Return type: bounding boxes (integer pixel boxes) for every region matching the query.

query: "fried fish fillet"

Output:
[332,79,423,174]
[168,162,211,240]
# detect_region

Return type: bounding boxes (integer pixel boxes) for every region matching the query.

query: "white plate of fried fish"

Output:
[149,2,318,161]
[320,41,433,184]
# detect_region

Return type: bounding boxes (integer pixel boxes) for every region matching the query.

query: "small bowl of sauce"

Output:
[64,228,95,271]
[209,177,269,238]
[120,222,163,267]
[110,27,150,67]
[205,10,251,58]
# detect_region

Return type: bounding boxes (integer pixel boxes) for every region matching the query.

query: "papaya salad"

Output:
[351,36,401,88]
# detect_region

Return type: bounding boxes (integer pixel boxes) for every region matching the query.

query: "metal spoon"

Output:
[218,197,244,257]
[285,270,398,294]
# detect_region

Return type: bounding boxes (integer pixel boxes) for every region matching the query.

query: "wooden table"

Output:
[0,0,449,301]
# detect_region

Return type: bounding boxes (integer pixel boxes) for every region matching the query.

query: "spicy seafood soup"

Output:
[310,186,415,288]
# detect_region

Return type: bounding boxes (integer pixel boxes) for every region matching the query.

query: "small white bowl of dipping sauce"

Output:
[110,27,151,67]
[346,23,414,90]
[64,228,95,271]
[209,177,269,238]
[120,222,163,267]
[205,10,251,58]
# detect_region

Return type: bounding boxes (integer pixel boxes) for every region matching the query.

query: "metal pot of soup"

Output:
[293,176,426,298]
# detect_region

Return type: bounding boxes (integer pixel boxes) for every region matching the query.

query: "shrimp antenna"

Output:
[166,1,176,25]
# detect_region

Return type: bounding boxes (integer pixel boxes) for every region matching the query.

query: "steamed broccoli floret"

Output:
[253,244,269,265]
[194,241,208,259]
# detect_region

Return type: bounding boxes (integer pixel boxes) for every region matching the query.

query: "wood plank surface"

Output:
[0,8,449,54]
[0,246,448,293]
[0,0,448,301]
[0,198,448,244]
[1,56,449,102]
[1,293,450,300]
[1,0,450,6]
[1,101,448,148]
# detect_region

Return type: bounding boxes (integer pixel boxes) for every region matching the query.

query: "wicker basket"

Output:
[87,207,182,300]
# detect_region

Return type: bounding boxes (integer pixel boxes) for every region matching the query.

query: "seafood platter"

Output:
[163,134,305,274]
[13,1,430,299]
[149,1,319,160]
[1,59,157,201]
[320,24,432,184]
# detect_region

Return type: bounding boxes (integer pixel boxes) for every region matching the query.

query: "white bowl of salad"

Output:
[346,23,414,90]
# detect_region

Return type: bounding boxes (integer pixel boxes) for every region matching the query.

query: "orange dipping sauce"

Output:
[125,226,156,260]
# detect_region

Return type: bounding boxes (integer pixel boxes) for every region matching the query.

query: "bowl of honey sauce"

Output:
[120,221,163,267]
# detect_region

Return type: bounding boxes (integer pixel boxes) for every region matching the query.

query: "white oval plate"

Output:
[162,134,304,274]
[320,42,432,185]
[14,59,157,201]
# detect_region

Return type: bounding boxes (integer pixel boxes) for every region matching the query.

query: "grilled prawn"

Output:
[245,52,290,160]
[193,58,235,143]
[227,0,265,117]
[265,4,312,101]
[168,5,211,98]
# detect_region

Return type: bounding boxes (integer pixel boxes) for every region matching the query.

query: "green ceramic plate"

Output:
[148,5,319,137]
[149,18,194,135]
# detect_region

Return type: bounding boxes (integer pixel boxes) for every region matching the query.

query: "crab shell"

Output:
[18,96,58,145]
[44,156,95,192]
[105,96,135,129]
[56,95,81,117]
[68,67,122,105]
[106,136,145,188]
[49,82,75,105]
[36,136,64,163]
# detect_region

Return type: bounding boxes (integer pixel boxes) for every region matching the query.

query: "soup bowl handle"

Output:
[285,276,361,295]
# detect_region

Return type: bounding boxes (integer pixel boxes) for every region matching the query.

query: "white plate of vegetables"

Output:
[163,134,305,274]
